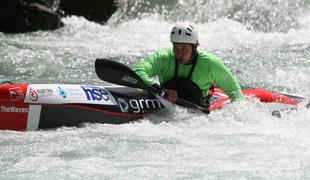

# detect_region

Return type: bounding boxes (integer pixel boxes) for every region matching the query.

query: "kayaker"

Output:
[134,23,243,113]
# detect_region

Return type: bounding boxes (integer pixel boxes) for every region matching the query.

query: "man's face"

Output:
[173,43,193,64]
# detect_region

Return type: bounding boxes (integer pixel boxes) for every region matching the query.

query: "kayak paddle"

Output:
[94,58,206,112]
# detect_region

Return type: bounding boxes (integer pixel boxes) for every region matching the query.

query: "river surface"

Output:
[1,0,310,179]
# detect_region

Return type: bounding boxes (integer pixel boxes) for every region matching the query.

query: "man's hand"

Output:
[163,89,178,103]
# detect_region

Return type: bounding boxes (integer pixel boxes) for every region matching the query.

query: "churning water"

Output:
[1,0,310,179]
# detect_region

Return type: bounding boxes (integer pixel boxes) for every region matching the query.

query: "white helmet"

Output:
[170,23,198,44]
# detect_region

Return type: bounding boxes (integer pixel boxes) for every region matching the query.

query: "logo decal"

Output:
[129,99,162,113]
[81,86,110,101]
[118,98,129,113]
[29,88,38,101]
[1,106,28,113]
[9,87,24,101]
[122,75,138,84]
[24,85,116,105]
[57,86,68,99]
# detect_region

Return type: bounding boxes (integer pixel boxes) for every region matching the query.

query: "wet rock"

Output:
[0,0,63,33]
[59,0,117,23]
[0,0,117,33]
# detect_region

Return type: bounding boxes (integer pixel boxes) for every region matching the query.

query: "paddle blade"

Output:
[95,59,148,89]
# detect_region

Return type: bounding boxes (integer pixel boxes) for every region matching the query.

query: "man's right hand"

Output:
[163,89,178,103]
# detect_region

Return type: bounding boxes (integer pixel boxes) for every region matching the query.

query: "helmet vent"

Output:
[170,23,198,44]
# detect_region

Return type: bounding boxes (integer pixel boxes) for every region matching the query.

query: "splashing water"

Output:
[1,0,310,179]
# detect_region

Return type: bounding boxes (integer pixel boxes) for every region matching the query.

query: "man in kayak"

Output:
[134,23,243,113]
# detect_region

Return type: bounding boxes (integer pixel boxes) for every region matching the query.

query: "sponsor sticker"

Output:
[28,87,53,101]
[81,86,111,102]
[122,75,138,84]
[57,86,69,99]
[117,98,162,113]
[9,87,24,101]
[66,87,83,96]
[36,88,54,97]
[1,106,29,113]
[129,98,162,113]
[0,101,29,130]
[118,98,129,113]
[24,84,116,105]
[29,88,38,101]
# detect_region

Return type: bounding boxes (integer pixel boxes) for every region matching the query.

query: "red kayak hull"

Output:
[0,84,303,131]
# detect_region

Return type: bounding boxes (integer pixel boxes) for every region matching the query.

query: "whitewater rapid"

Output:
[1,0,310,179]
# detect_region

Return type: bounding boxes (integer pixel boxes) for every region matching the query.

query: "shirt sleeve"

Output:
[209,57,244,102]
[133,51,162,86]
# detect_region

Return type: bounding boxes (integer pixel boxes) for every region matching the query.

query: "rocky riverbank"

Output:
[0,0,117,33]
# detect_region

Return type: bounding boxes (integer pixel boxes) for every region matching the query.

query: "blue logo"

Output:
[81,86,109,101]
[58,86,68,99]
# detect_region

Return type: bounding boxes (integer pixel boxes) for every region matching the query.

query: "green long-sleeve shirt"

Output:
[134,48,243,101]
